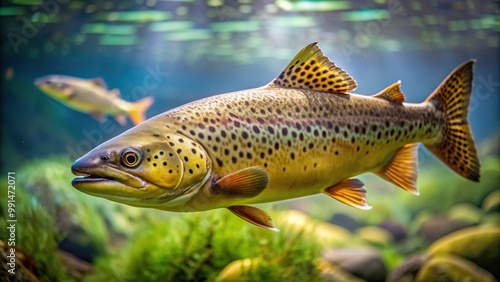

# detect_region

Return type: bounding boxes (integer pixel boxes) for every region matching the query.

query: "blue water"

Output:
[1,1,499,171]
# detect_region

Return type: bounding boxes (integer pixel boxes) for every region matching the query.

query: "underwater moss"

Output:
[0,178,70,281]
[16,156,108,255]
[86,209,322,282]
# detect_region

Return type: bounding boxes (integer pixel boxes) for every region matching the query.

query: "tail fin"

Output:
[129,96,154,125]
[424,60,480,181]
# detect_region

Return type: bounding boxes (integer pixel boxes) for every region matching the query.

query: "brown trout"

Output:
[71,43,480,231]
[35,75,153,125]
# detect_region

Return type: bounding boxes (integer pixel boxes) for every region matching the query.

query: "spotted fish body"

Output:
[72,43,480,231]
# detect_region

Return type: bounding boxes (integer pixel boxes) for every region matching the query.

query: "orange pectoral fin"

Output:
[323,178,371,210]
[375,143,419,195]
[212,166,269,198]
[228,206,279,232]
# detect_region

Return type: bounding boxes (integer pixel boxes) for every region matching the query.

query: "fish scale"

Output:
[71,42,480,231]
[159,87,438,203]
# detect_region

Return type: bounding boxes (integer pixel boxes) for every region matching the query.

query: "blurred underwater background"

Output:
[1,0,499,281]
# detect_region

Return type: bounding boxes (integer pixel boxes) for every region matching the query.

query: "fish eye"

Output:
[120,148,142,168]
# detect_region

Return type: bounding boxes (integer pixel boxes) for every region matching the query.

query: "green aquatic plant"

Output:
[16,156,109,254]
[0,178,70,281]
[87,208,322,282]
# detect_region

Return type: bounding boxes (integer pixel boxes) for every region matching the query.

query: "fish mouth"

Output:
[71,165,147,190]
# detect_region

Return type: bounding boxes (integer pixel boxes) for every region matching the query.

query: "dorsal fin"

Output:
[268,42,357,94]
[372,81,405,103]
[89,77,107,89]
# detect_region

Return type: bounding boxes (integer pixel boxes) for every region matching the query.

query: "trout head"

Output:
[71,128,212,209]
[35,75,75,100]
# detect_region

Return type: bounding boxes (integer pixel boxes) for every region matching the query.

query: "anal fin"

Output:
[375,143,419,195]
[114,114,126,125]
[323,178,371,210]
[228,205,279,232]
[212,166,269,198]
[90,112,106,123]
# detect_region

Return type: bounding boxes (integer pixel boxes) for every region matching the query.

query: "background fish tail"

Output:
[129,96,154,125]
[424,60,480,181]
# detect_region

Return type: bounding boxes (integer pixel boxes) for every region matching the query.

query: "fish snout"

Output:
[71,157,92,176]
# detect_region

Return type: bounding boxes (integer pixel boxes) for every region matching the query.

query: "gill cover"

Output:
[124,132,210,191]
[145,133,211,190]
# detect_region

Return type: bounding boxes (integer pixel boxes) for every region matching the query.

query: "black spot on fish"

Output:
[232,157,237,164]
[184,156,189,162]
[153,134,160,137]
[163,162,167,166]
[282,127,288,136]
[216,158,223,167]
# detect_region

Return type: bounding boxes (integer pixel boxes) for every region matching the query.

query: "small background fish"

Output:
[35,75,153,125]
